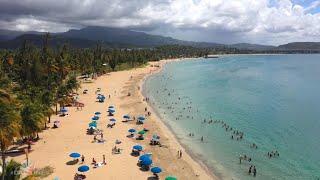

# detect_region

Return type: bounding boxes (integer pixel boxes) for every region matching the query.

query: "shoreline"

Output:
[138,58,218,180]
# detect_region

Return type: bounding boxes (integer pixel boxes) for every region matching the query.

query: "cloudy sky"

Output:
[0,0,320,45]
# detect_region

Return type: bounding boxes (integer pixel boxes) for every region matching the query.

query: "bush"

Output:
[2,160,22,180]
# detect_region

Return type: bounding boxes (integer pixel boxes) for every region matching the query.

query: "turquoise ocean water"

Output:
[143,55,320,180]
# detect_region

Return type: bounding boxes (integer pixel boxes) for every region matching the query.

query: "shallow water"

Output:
[144,55,320,180]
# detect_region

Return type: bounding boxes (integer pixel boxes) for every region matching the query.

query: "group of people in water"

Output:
[144,73,285,178]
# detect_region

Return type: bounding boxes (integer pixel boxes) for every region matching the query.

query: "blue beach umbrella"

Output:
[139,154,151,161]
[128,128,136,133]
[133,145,143,151]
[137,116,145,121]
[69,152,81,158]
[141,158,152,166]
[78,165,89,172]
[108,105,115,109]
[108,109,115,113]
[95,112,101,115]
[123,115,130,119]
[110,118,116,122]
[92,116,99,120]
[151,167,162,174]
[60,108,68,113]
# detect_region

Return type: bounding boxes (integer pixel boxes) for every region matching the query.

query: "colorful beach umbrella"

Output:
[78,165,89,172]
[133,145,143,151]
[137,116,146,121]
[128,128,136,133]
[69,152,81,158]
[138,130,146,135]
[165,176,177,180]
[151,167,162,174]
[89,122,97,127]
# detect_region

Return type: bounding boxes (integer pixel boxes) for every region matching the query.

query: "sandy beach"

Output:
[11,58,216,180]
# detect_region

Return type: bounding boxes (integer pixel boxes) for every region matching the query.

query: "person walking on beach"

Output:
[81,155,85,164]
[103,155,106,165]
[201,136,204,142]
[179,150,182,158]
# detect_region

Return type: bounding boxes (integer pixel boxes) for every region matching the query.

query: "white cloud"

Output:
[0,0,320,44]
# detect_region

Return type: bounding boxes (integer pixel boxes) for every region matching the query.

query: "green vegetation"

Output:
[22,166,54,180]
[1,160,22,180]
[0,33,206,179]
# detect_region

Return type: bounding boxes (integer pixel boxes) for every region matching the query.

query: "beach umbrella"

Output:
[128,128,136,133]
[152,134,160,139]
[165,176,177,180]
[109,118,116,122]
[138,130,146,135]
[108,105,115,109]
[92,116,99,121]
[123,115,130,119]
[108,109,115,113]
[89,122,97,127]
[141,158,152,166]
[133,145,143,151]
[78,165,89,172]
[139,154,152,161]
[137,116,146,121]
[95,112,101,115]
[60,108,68,113]
[151,167,162,174]
[69,152,81,158]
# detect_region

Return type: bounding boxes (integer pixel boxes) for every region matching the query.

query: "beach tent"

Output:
[151,167,162,174]
[78,165,89,172]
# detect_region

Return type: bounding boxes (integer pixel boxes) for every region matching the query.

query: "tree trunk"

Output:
[55,104,58,115]
[48,115,51,123]
[1,150,6,180]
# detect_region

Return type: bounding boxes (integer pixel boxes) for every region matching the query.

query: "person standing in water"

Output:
[253,166,257,177]
[248,165,252,175]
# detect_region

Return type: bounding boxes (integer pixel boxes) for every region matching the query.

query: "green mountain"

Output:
[0,27,319,52]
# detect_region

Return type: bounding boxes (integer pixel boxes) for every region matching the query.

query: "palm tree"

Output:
[20,101,46,140]
[0,90,21,180]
